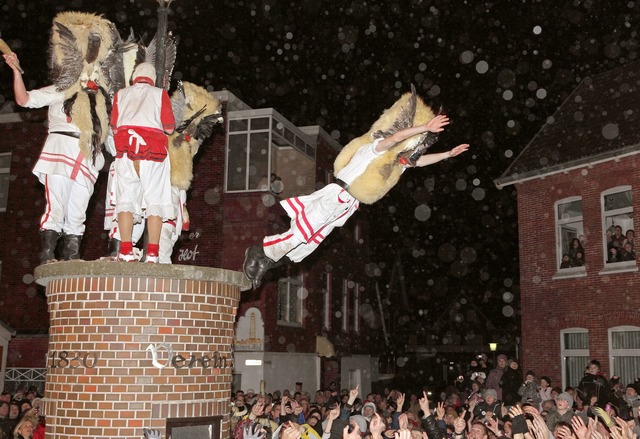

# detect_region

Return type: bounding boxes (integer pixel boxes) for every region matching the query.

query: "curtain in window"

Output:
[612,356,640,386]
[612,330,640,349]
[565,356,589,387]
[564,332,588,349]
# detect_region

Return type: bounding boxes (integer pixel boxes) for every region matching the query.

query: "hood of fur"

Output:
[168,82,222,190]
[333,90,435,204]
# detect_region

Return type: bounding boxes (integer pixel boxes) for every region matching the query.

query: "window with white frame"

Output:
[602,186,635,264]
[224,111,316,197]
[0,153,12,212]
[277,274,304,326]
[555,197,585,269]
[560,329,589,388]
[609,326,640,386]
[322,271,332,331]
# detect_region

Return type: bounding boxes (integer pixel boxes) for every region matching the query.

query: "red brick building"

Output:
[495,62,640,390]
[0,90,384,394]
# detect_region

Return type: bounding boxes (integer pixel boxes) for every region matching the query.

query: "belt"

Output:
[335,178,351,192]
[50,131,81,139]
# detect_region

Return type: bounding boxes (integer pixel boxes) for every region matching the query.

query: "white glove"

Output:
[143,428,162,439]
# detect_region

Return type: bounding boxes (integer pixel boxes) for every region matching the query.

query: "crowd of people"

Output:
[606,227,635,263]
[0,387,43,439]
[229,357,640,439]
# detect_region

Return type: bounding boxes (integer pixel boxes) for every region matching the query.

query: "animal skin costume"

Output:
[244,87,445,288]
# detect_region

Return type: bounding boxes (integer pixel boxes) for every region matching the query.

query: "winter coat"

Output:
[545,407,575,431]
[518,380,542,406]
[501,368,523,406]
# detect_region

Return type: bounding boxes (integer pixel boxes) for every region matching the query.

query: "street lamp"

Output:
[155,0,174,87]
[489,343,498,365]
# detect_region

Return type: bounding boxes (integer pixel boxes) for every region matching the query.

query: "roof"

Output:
[495,62,640,188]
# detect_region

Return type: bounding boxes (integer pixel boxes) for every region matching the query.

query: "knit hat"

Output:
[556,392,573,405]
[132,62,156,85]
[497,354,508,362]
[362,401,377,416]
[484,389,497,399]
[350,414,368,433]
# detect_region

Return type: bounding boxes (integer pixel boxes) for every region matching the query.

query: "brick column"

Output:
[34,261,250,439]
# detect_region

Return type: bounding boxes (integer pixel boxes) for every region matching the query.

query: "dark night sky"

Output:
[0,0,638,338]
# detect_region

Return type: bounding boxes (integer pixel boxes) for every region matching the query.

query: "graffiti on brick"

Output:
[146,343,231,370]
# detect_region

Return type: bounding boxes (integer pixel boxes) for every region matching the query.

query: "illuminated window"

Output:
[555,197,584,270]
[602,187,635,265]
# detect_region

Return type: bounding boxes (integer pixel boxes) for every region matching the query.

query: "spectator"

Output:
[620,242,636,261]
[538,376,553,406]
[560,254,572,269]
[12,415,36,439]
[500,359,522,406]
[619,383,640,421]
[568,238,586,265]
[485,354,508,399]
[474,389,501,421]
[624,229,635,249]
[609,246,620,263]
[545,392,575,431]
[612,225,626,249]
[577,359,609,408]
[518,370,542,408]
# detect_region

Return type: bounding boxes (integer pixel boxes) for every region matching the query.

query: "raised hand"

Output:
[418,391,430,418]
[454,410,467,434]
[436,401,445,420]
[425,115,450,133]
[370,413,386,436]
[396,393,405,412]
[343,423,361,439]
[398,413,408,430]
[448,144,469,158]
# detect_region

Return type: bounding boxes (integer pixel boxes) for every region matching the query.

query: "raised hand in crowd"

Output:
[348,385,359,405]
[454,409,467,435]
[418,391,430,418]
[394,429,411,439]
[283,422,302,439]
[486,417,502,437]
[370,413,386,439]
[243,422,267,439]
[398,413,408,430]
[396,393,405,413]
[435,401,445,421]
[570,415,591,439]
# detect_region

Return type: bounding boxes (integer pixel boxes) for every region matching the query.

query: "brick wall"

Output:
[517,156,640,384]
[37,263,241,439]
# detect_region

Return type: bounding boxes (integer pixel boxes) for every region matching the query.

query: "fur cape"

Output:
[333,90,436,204]
[49,12,117,163]
[168,82,222,190]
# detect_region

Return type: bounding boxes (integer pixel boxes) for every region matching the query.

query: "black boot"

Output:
[252,255,289,289]
[108,238,121,257]
[39,230,61,264]
[62,234,83,260]
[243,245,266,282]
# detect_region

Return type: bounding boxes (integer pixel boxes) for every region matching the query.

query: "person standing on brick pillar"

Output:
[110,62,176,263]
[3,52,106,264]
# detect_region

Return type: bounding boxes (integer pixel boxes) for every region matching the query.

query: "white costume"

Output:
[264,139,387,263]
[25,85,104,235]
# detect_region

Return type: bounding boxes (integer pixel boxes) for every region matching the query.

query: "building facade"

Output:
[0,91,383,394]
[495,62,640,389]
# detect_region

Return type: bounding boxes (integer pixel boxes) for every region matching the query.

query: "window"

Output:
[341,280,351,332]
[560,329,589,388]
[609,326,640,386]
[555,197,585,270]
[225,111,316,196]
[322,272,332,331]
[0,153,11,212]
[277,274,304,326]
[602,187,635,265]
[353,284,360,333]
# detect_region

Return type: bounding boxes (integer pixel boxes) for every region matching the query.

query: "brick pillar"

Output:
[34,261,250,439]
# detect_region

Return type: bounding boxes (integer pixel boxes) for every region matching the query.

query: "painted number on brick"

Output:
[47,351,98,369]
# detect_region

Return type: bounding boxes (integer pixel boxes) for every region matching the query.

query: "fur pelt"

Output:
[49,12,117,163]
[333,90,435,204]
[168,82,222,190]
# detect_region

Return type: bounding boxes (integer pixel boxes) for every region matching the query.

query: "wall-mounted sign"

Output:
[146,343,231,370]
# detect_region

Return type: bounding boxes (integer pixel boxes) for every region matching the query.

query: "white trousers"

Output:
[40,174,94,235]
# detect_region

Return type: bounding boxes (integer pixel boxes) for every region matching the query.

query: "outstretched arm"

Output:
[375,115,450,153]
[3,53,29,106]
[414,143,469,167]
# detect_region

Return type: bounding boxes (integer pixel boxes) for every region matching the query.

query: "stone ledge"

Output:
[34,260,252,291]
